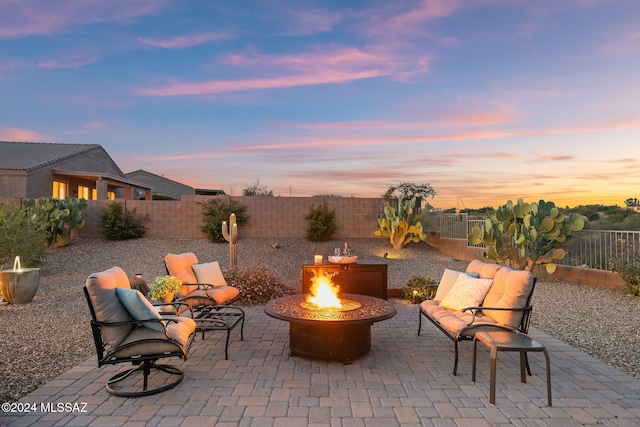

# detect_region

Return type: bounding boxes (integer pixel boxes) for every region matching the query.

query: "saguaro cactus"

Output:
[221,213,239,270]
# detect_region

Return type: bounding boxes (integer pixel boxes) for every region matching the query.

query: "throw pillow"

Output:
[192,261,227,287]
[439,274,494,311]
[434,269,463,302]
[115,287,165,332]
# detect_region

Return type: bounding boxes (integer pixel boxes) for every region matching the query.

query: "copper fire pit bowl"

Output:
[265,293,396,364]
[298,298,361,311]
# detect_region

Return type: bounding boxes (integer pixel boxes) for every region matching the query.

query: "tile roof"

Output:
[125,169,194,191]
[0,141,103,172]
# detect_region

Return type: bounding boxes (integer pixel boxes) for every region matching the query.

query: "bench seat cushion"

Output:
[481,267,534,328]
[110,316,196,359]
[85,266,134,348]
[178,286,239,306]
[421,300,498,337]
[465,260,502,279]
[165,253,199,296]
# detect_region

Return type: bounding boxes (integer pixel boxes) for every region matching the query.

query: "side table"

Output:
[301,260,388,299]
[472,329,552,406]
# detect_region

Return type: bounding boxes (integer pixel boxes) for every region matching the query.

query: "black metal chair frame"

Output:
[164,262,245,360]
[83,286,195,397]
[418,278,536,376]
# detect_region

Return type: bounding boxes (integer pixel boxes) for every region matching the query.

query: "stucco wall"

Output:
[0,171,27,198]
[79,195,386,239]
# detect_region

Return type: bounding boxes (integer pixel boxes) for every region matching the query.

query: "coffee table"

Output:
[472,329,552,406]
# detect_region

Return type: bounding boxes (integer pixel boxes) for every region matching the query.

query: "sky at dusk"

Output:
[1,0,639,209]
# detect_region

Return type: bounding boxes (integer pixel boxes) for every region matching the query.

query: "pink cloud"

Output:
[271,110,516,131]
[65,121,110,135]
[225,47,383,71]
[358,0,465,40]
[136,69,387,96]
[137,46,431,96]
[528,154,576,162]
[0,126,52,141]
[138,32,231,49]
[38,51,99,69]
[598,31,640,56]
[0,0,169,38]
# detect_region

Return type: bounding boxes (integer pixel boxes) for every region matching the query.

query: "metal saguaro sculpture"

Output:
[221,213,238,270]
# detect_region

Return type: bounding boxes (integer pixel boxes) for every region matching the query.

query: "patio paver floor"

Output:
[2,299,639,426]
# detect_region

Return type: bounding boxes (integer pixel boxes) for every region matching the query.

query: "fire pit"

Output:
[265,272,396,363]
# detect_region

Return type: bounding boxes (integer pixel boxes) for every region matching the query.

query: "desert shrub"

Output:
[200,199,248,243]
[99,202,148,240]
[224,266,296,305]
[0,201,47,269]
[401,275,437,304]
[610,258,640,296]
[305,203,336,242]
[242,179,274,196]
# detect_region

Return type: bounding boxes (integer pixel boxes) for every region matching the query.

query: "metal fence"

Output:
[425,213,640,271]
[557,230,640,270]
[424,213,484,239]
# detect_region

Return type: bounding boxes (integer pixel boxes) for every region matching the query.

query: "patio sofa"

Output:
[418,259,536,375]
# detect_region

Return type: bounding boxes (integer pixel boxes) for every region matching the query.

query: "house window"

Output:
[53,181,67,199]
[107,191,116,200]
[78,185,90,200]
[78,185,97,200]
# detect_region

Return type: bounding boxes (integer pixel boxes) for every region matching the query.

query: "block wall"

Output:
[77,196,386,239]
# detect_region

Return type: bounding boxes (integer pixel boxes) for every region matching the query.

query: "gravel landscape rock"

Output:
[1,237,638,402]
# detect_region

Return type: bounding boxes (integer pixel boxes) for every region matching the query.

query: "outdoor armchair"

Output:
[165,253,239,306]
[165,253,245,359]
[83,266,196,397]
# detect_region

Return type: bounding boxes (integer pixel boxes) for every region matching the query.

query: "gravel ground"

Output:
[1,237,639,402]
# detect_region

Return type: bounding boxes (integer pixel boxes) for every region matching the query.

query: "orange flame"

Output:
[306,271,341,308]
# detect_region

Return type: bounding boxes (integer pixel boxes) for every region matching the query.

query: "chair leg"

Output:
[453,340,460,376]
[543,348,552,407]
[417,311,422,336]
[489,346,498,404]
[520,351,527,383]
[472,337,478,382]
[106,360,184,397]
[524,352,532,376]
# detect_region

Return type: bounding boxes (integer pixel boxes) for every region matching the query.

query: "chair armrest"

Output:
[181,282,215,290]
[153,301,193,318]
[460,305,533,334]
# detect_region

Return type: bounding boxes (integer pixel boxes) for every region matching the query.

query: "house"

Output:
[125,169,195,200]
[0,141,151,200]
[195,188,226,196]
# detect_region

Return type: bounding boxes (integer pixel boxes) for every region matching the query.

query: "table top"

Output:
[265,293,396,325]
[303,259,388,266]
[475,329,544,351]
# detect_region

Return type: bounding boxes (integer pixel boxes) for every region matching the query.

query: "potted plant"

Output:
[148,275,182,302]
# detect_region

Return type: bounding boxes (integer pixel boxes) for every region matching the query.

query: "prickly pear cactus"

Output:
[468,199,588,273]
[375,196,427,249]
[23,197,87,248]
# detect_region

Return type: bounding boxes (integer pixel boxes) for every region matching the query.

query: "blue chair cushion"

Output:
[115,288,164,332]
